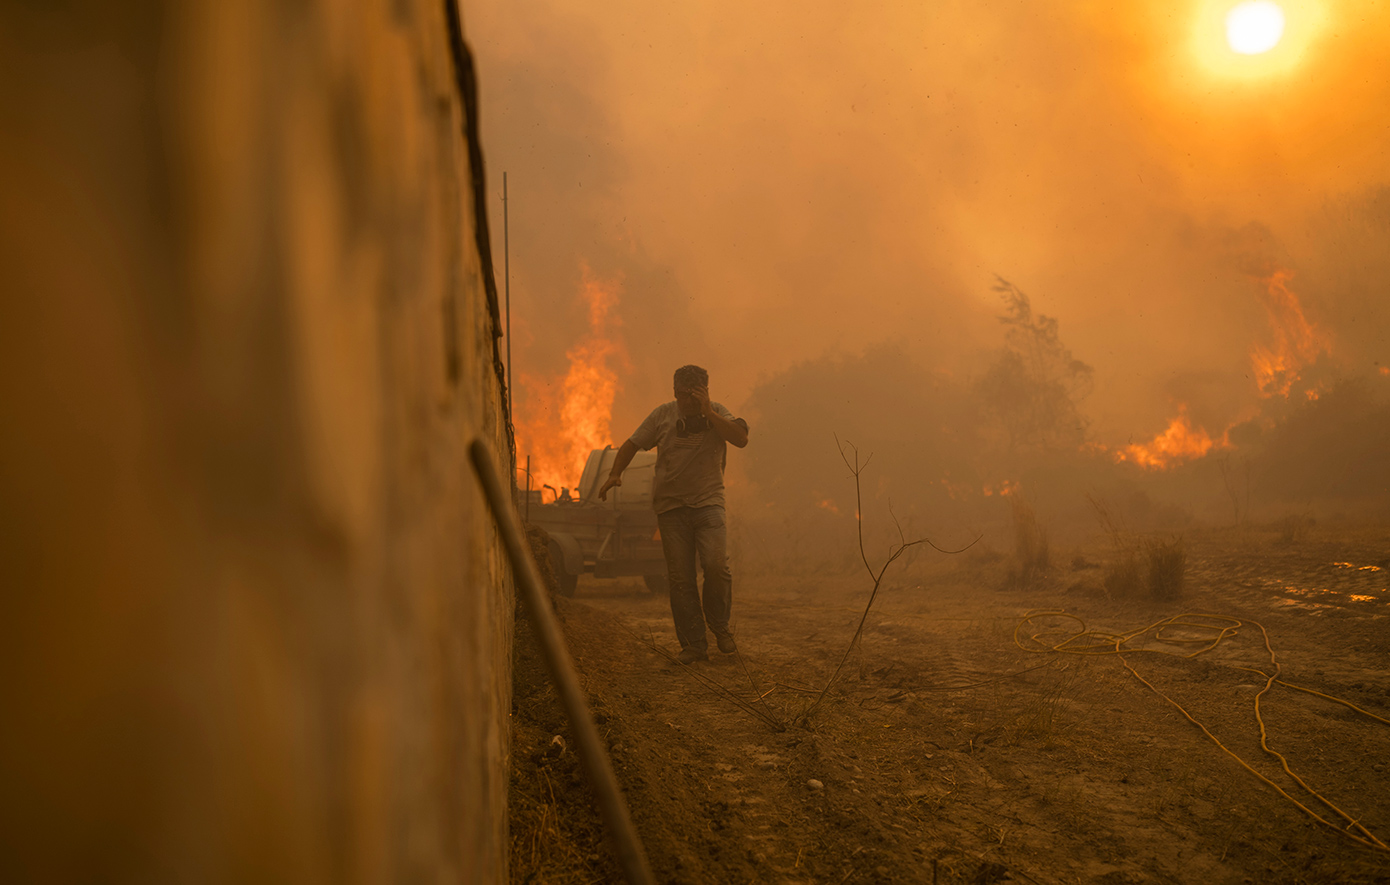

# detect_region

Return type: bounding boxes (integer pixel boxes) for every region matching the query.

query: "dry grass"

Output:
[1276,513,1315,545]
[1103,551,1144,599]
[1089,493,1142,600]
[1087,494,1185,602]
[509,613,616,885]
[1007,664,1084,746]
[1145,537,1186,602]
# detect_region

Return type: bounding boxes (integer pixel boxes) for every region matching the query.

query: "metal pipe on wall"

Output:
[468,439,654,885]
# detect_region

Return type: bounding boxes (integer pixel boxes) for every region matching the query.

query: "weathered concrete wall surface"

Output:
[0,1,512,881]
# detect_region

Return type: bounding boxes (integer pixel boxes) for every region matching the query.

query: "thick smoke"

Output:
[468,0,1390,530]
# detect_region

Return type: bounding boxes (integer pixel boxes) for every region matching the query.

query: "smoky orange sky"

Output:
[467,0,1390,479]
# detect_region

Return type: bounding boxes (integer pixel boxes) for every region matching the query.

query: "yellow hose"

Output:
[1013,610,1389,853]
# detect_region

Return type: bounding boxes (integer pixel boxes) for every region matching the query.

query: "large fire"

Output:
[1115,405,1223,470]
[1250,270,1330,398]
[1111,272,1329,471]
[514,267,625,497]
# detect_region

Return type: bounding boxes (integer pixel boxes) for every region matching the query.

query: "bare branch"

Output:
[889,500,906,549]
[798,440,979,725]
[917,535,983,555]
[835,436,875,579]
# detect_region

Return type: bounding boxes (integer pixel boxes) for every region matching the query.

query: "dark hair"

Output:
[673,364,709,390]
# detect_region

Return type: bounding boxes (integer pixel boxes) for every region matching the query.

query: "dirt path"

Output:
[510,523,1390,884]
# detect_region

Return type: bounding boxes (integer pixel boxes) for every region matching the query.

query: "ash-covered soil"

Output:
[510,522,1390,884]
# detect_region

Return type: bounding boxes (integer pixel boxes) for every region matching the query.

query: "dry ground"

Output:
[510,522,1390,884]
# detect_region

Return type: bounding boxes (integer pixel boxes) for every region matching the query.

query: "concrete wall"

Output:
[0,1,513,881]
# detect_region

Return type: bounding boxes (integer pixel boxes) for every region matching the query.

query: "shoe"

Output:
[713,631,737,654]
[677,646,709,664]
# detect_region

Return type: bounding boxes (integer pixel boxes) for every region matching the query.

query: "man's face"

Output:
[674,385,701,415]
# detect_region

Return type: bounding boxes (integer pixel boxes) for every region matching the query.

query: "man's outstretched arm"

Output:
[597,439,640,500]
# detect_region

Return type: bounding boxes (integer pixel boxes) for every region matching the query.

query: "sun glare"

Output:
[1189,0,1322,80]
[1226,1,1286,54]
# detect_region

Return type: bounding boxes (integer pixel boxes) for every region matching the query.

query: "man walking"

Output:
[598,365,749,663]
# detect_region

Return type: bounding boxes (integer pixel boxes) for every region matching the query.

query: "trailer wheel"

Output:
[548,541,578,597]
[642,573,669,596]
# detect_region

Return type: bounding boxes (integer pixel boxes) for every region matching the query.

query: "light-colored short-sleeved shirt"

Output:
[628,401,748,514]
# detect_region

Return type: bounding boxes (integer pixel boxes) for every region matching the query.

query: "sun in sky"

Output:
[1226,1,1286,53]
[1190,0,1323,79]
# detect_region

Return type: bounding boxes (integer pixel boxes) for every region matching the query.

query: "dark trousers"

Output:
[656,505,732,652]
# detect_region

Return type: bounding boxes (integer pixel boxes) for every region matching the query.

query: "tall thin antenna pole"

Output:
[503,172,512,421]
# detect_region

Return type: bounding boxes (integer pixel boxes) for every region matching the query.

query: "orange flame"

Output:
[515,266,625,494]
[1250,271,1330,398]
[983,479,1019,497]
[815,497,840,514]
[1115,405,1222,470]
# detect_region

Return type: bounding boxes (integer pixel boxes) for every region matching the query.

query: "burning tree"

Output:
[1251,269,1332,399]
